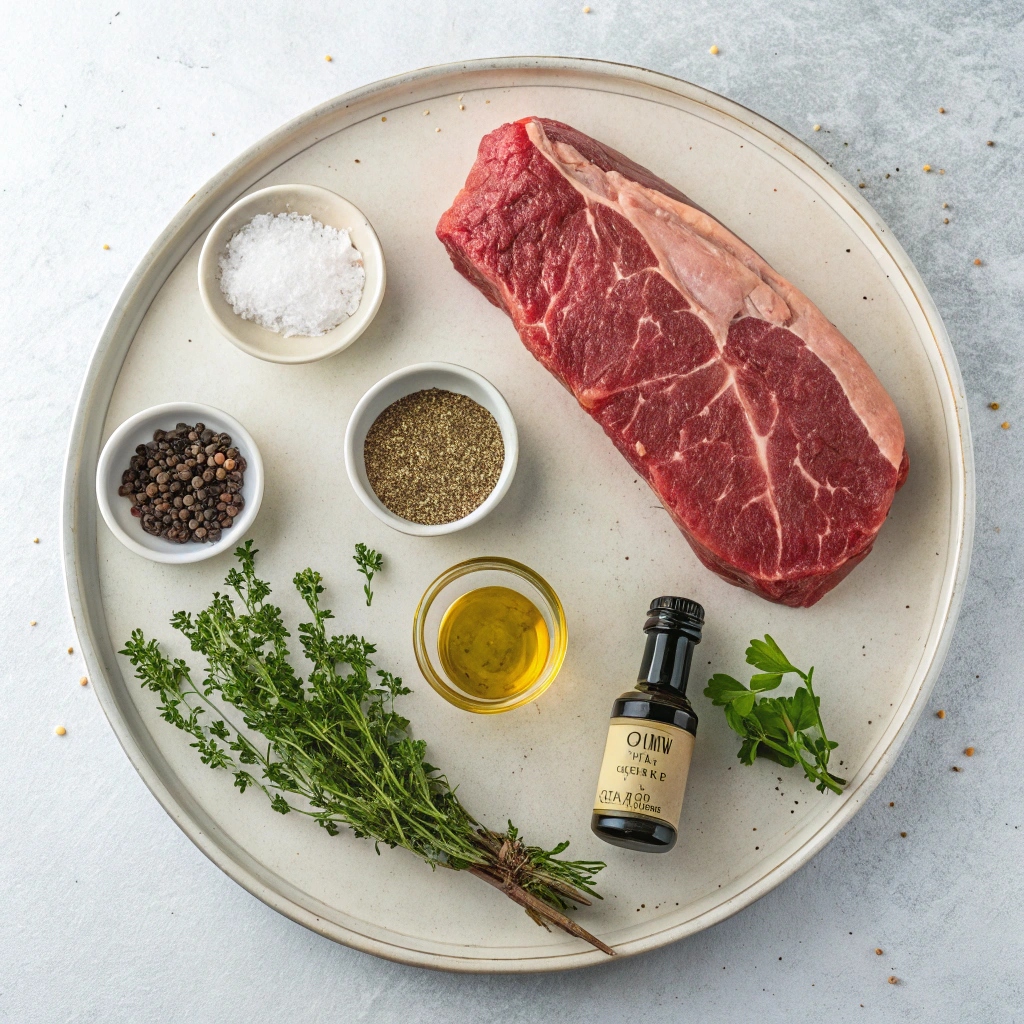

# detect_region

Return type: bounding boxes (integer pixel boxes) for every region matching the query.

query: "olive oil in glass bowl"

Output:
[413,558,567,714]
[438,586,550,700]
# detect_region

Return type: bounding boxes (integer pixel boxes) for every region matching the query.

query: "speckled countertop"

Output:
[2,2,1021,1021]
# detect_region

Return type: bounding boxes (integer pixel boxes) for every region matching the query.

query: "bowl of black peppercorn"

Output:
[96,402,264,564]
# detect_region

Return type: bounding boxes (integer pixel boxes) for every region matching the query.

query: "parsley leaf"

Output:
[745,635,800,676]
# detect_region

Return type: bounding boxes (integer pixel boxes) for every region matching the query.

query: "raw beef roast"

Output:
[436,118,908,607]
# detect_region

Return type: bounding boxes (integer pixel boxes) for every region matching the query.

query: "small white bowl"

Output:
[96,402,264,564]
[197,184,386,364]
[344,363,519,537]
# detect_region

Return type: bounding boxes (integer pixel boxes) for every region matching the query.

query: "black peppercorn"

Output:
[117,422,246,544]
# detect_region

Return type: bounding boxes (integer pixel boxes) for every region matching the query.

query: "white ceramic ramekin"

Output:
[96,402,264,564]
[343,363,518,536]
[197,184,385,364]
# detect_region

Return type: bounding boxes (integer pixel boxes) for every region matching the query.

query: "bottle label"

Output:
[593,718,694,830]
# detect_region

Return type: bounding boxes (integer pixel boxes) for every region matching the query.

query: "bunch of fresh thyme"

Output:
[704,635,846,794]
[121,541,611,954]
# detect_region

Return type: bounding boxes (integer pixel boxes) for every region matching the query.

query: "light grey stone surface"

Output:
[2,2,1020,1021]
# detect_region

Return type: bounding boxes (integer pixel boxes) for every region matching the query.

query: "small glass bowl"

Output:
[412,557,568,714]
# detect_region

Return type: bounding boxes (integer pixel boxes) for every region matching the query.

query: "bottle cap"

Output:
[649,596,704,625]
[646,597,704,639]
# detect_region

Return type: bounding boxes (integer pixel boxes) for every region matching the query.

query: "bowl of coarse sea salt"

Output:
[198,184,386,364]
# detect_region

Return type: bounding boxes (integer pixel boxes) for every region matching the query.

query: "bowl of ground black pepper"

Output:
[96,403,264,563]
[344,363,518,536]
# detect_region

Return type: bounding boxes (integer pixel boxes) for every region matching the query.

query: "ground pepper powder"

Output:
[363,388,504,525]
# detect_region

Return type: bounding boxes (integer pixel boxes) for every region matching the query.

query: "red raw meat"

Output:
[436,118,908,607]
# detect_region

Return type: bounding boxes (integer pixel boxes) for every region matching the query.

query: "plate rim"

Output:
[61,55,975,973]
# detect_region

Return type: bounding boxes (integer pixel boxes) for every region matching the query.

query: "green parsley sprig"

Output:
[352,542,383,606]
[121,541,611,954]
[704,635,846,795]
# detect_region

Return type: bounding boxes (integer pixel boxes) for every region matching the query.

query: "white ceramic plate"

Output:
[62,58,973,972]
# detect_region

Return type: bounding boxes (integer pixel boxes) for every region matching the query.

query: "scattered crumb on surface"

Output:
[938,106,946,113]
[987,140,995,146]
[937,709,946,718]
[923,164,932,172]
[102,244,110,250]
[876,948,884,955]
[55,726,66,736]
[33,537,39,543]
[1002,421,1010,429]
[889,976,899,985]
[974,258,983,265]
[813,124,821,131]
[709,44,719,54]
[324,55,332,62]
[965,746,975,756]
[67,647,74,655]
[990,402,1000,409]
[30,621,36,627]
[900,831,908,837]
[80,677,89,687]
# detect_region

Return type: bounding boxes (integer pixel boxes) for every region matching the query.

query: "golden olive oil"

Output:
[438,586,549,700]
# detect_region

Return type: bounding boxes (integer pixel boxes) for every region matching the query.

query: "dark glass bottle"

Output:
[591,596,704,853]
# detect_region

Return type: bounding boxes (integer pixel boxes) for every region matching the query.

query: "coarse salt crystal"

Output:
[218,212,365,337]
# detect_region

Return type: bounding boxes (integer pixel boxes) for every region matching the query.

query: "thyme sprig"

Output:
[704,635,846,795]
[352,542,383,606]
[121,541,610,954]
